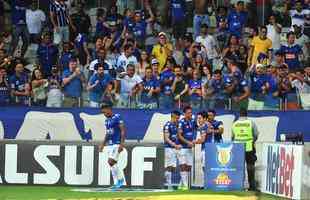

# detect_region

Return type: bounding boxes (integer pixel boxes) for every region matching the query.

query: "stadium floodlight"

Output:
[280,133,304,145]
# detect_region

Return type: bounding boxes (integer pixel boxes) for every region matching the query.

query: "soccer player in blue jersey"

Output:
[177,106,196,190]
[206,110,224,143]
[194,111,209,169]
[163,110,182,189]
[99,102,126,189]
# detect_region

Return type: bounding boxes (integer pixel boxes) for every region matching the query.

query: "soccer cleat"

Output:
[116,178,125,188]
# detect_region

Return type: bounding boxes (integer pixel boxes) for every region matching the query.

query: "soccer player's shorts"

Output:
[165,148,180,168]
[201,149,205,168]
[179,148,193,166]
[106,144,120,161]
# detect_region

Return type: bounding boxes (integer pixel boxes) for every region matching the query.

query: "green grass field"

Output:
[0,186,287,200]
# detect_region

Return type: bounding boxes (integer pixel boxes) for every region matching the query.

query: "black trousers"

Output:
[245,150,257,190]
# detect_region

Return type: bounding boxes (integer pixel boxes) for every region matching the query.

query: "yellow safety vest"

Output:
[232,119,254,152]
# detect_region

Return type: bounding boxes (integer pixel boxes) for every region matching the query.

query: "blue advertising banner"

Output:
[205,143,245,191]
[0,107,310,142]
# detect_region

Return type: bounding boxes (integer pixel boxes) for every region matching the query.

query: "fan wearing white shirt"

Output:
[116,64,143,108]
[116,44,138,72]
[195,24,220,70]
[289,1,310,27]
[26,1,46,44]
[267,15,282,51]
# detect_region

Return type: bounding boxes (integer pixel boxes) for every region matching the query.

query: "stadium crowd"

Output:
[0,0,309,110]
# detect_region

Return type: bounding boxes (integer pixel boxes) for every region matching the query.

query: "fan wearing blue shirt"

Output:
[9,62,30,105]
[37,33,59,77]
[279,32,303,71]
[74,33,90,66]
[194,112,209,169]
[170,0,186,39]
[159,59,176,109]
[206,110,224,143]
[0,67,10,106]
[227,1,247,38]
[59,42,74,71]
[188,70,203,109]
[163,110,182,189]
[62,58,86,107]
[139,67,160,109]
[177,106,197,190]
[10,0,29,57]
[99,102,126,190]
[87,65,113,108]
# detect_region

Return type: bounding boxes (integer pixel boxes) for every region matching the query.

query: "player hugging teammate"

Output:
[164,106,224,190]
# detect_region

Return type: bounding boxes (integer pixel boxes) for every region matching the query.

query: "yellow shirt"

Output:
[251,36,272,64]
[151,43,173,71]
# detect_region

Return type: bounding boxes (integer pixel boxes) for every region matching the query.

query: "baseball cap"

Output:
[158,32,167,38]
[151,58,159,65]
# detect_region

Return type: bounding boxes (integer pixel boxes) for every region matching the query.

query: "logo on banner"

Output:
[214,172,232,185]
[216,144,233,166]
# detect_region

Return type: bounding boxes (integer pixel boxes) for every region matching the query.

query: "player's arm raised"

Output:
[118,122,126,153]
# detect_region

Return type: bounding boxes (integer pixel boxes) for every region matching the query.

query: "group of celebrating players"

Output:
[163,106,224,190]
[99,101,224,190]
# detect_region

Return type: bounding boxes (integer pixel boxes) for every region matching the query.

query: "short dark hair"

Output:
[208,109,216,115]
[260,26,267,31]
[124,43,133,51]
[101,101,113,109]
[197,111,207,118]
[239,108,248,117]
[201,24,208,29]
[183,105,192,113]
[287,31,295,39]
[213,69,222,75]
[171,110,181,116]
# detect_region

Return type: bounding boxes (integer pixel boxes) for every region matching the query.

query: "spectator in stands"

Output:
[204,69,229,109]
[290,67,310,109]
[132,9,153,47]
[152,32,173,71]
[106,4,123,26]
[248,64,269,110]
[238,44,248,74]
[172,65,189,108]
[279,31,303,71]
[193,0,209,38]
[117,43,138,72]
[293,24,310,65]
[102,81,117,105]
[139,67,160,109]
[62,58,85,107]
[89,47,114,78]
[10,0,29,57]
[31,68,48,106]
[227,1,248,38]
[46,65,62,108]
[91,37,104,60]
[188,69,203,109]
[181,33,194,69]
[50,0,75,45]
[26,1,46,44]
[106,21,123,50]
[0,67,10,106]
[195,24,219,71]
[59,42,74,71]
[216,17,229,51]
[289,0,310,27]
[264,65,280,110]
[266,15,282,52]
[74,32,91,68]
[170,0,186,39]
[87,65,113,108]
[200,65,212,86]
[70,2,91,39]
[248,26,273,66]
[137,50,150,77]
[9,60,30,105]
[225,58,250,110]
[159,58,175,109]
[37,32,59,77]
[116,64,143,108]
[95,8,110,38]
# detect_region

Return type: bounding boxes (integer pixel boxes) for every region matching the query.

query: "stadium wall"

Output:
[0,107,310,142]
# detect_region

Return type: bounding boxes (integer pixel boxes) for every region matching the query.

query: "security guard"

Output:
[232,108,258,191]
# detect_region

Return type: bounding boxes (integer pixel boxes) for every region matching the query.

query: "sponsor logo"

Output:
[266,145,294,198]
[214,172,232,185]
[216,144,233,166]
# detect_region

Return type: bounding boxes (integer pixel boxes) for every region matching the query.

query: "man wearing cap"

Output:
[62,58,86,107]
[99,102,126,189]
[151,32,173,72]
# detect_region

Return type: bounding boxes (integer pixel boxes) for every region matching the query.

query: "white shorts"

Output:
[179,148,193,166]
[106,144,120,161]
[165,148,180,168]
[201,150,205,168]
